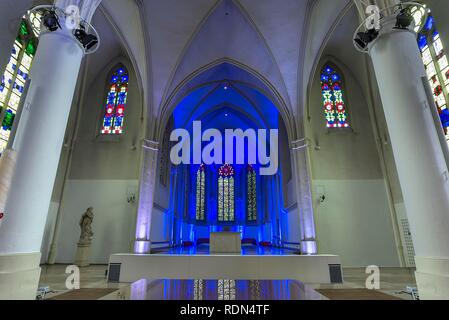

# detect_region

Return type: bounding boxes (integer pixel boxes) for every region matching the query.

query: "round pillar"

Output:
[369,25,449,299]
[0,21,84,300]
[134,140,159,254]
[291,140,317,254]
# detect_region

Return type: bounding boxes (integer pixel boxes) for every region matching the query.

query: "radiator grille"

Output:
[401,218,416,268]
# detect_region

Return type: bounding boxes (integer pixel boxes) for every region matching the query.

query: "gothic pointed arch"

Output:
[100,64,129,135]
[320,63,349,128]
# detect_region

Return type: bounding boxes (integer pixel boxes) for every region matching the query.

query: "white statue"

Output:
[79,207,94,244]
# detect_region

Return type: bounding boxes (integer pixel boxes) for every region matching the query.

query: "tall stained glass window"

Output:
[412,6,449,142]
[218,280,236,301]
[0,15,40,154]
[101,66,129,135]
[320,65,349,128]
[196,164,206,221]
[194,280,205,300]
[247,165,257,222]
[218,164,235,222]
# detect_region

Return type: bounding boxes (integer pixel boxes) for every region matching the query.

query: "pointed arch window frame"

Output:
[0,15,40,155]
[412,6,449,142]
[196,163,207,222]
[246,164,257,222]
[218,164,235,223]
[99,64,129,136]
[320,63,351,130]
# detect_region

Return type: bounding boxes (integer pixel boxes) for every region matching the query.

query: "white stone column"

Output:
[291,139,317,254]
[0,0,101,300]
[369,22,449,299]
[134,140,159,254]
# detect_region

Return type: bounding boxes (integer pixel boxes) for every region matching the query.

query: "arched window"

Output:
[218,280,236,300]
[0,14,40,154]
[101,66,129,135]
[218,164,235,222]
[247,165,257,222]
[196,164,206,221]
[320,65,350,128]
[412,6,449,142]
[194,279,205,300]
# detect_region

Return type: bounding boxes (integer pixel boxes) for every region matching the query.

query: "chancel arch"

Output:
[147,61,306,252]
[157,59,296,145]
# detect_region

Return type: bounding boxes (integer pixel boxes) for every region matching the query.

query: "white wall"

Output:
[54,180,137,264]
[305,7,402,267]
[151,206,172,242]
[313,180,399,267]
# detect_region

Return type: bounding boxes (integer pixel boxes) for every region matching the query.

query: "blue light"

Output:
[325,66,334,74]
[418,34,428,51]
[440,109,449,128]
[433,30,440,41]
[424,15,434,32]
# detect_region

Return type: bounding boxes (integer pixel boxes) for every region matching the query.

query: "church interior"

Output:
[1,0,449,302]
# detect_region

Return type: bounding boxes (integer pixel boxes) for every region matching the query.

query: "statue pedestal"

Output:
[75,242,91,267]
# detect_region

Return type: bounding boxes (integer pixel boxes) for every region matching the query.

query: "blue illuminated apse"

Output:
[162,63,294,254]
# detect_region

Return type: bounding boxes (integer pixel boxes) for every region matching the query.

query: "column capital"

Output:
[353,1,426,55]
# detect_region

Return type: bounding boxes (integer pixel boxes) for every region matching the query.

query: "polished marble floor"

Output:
[123,279,325,300]
[39,264,417,300]
[155,245,300,255]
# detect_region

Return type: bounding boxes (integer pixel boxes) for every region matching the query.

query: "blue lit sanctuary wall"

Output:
[167,80,287,247]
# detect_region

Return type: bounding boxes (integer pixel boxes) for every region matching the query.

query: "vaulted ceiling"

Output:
[98,0,354,127]
[6,0,449,139]
[1,0,359,139]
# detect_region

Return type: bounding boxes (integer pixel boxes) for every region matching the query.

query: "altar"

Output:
[210,232,242,254]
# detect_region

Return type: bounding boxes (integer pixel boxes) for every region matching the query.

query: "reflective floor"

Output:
[155,245,300,256]
[125,279,326,300]
[39,265,417,300]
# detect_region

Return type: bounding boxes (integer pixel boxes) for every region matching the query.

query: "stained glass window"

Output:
[196,164,206,221]
[247,165,257,222]
[412,6,449,142]
[194,280,205,300]
[218,164,235,222]
[320,65,349,128]
[0,15,40,155]
[218,280,236,301]
[101,66,129,135]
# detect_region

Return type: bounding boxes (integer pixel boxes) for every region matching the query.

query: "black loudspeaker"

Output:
[108,263,122,282]
[329,264,344,284]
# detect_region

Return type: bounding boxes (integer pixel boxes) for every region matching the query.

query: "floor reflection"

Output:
[157,246,299,256]
[129,279,325,300]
